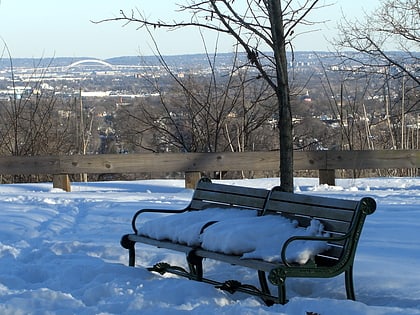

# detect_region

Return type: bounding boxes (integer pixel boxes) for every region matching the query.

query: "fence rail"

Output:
[1,150,419,191]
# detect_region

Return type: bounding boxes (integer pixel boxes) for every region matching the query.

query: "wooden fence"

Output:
[0,150,419,191]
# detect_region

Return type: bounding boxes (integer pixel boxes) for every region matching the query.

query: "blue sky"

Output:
[0,0,380,59]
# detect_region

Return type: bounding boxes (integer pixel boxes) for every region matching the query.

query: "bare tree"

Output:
[336,0,419,86]
[98,0,324,192]
[114,50,277,156]
[336,0,419,152]
[0,45,76,182]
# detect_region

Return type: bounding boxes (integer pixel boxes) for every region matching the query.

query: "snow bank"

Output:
[0,178,419,314]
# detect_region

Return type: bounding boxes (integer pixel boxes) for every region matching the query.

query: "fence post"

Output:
[319,169,335,186]
[185,171,201,189]
[53,174,71,192]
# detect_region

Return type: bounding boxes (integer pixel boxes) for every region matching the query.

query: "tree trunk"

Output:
[268,0,294,192]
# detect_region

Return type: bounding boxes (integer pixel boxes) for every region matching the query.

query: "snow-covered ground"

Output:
[0,177,419,315]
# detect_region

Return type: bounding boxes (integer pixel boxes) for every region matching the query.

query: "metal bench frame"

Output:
[120,178,376,305]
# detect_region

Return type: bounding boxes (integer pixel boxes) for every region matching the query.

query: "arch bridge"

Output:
[64,59,115,71]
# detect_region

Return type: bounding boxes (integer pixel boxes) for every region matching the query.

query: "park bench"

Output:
[120,178,376,305]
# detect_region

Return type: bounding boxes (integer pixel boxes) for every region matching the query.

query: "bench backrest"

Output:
[189,178,270,212]
[264,187,376,266]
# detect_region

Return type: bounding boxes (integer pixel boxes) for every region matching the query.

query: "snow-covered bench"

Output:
[120,178,376,305]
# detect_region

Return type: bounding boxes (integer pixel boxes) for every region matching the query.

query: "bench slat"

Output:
[265,201,355,222]
[276,212,352,235]
[190,182,269,210]
[190,199,263,210]
[268,190,359,210]
[319,219,352,234]
[197,181,269,197]
[318,245,346,260]
[127,234,278,272]
[192,191,268,209]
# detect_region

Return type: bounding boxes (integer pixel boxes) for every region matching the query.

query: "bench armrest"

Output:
[280,233,351,267]
[131,208,190,234]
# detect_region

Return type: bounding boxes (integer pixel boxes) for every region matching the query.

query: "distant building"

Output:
[302,90,312,102]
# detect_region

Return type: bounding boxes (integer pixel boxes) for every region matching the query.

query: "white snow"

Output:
[139,207,329,263]
[0,177,419,314]
[200,215,329,263]
[139,207,259,247]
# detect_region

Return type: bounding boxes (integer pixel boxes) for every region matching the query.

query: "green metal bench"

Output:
[120,178,376,305]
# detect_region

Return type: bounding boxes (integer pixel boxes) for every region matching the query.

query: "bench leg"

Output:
[258,271,275,306]
[345,267,356,300]
[277,281,287,305]
[268,268,288,304]
[258,271,270,295]
[120,234,136,267]
[187,250,204,281]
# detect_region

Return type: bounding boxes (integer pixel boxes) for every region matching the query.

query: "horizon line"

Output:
[2,50,418,61]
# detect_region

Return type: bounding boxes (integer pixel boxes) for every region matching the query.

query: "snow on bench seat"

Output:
[138,208,330,265]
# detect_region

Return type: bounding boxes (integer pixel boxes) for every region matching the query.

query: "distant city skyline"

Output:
[0,0,381,59]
